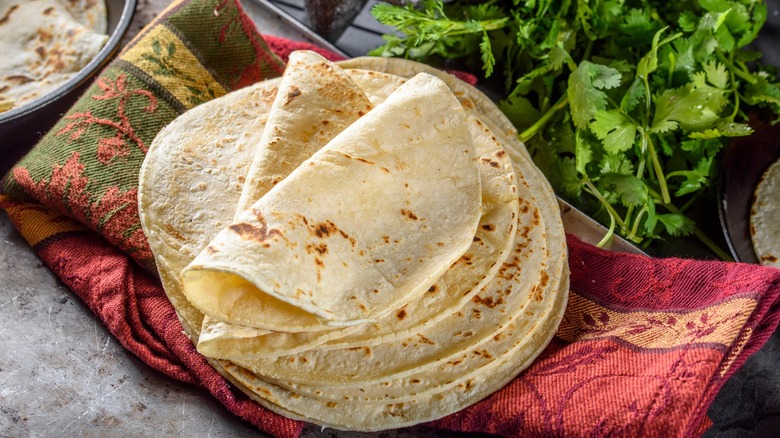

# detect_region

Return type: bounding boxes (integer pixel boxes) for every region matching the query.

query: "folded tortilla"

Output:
[234,51,373,216]
[196,70,520,359]
[181,72,482,330]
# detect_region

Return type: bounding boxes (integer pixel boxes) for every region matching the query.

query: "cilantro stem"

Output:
[728,52,741,120]
[519,94,569,142]
[645,132,671,204]
[627,206,648,241]
[647,188,733,261]
[716,49,757,85]
[584,180,629,233]
[596,212,617,248]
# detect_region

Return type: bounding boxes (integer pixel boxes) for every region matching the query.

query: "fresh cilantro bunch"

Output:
[372,0,780,258]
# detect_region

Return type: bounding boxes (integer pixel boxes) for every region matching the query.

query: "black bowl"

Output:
[719,125,780,263]
[0,0,136,174]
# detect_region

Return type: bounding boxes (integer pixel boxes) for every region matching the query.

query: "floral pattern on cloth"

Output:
[1,0,284,272]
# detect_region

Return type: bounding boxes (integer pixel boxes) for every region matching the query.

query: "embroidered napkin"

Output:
[3,0,780,436]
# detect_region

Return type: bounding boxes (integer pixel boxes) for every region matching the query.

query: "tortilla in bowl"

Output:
[138,51,569,431]
[751,158,780,268]
[0,0,109,112]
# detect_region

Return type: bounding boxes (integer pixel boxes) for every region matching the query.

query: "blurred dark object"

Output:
[304,0,369,41]
[0,0,136,176]
[719,121,780,263]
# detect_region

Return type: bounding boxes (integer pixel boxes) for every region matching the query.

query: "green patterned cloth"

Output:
[2,0,285,272]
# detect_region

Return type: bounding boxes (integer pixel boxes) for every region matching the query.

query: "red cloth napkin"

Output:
[2,1,780,436]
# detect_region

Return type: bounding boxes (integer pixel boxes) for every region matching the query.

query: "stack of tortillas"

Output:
[138,51,569,431]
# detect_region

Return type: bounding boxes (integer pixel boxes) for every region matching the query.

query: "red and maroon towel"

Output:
[2,0,780,436]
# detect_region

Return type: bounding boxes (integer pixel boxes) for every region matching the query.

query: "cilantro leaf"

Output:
[600,153,634,175]
[689,120,753,139]
[657,213,695,237]
[703,60,729,89]
[590,110,638,154]
[568,61,621,129]
[651,80,727,132]
[621,78,646,113]
[602,174,647,207]
[498,95,541,131]
[668,156,714,196]
[575,130,594,176]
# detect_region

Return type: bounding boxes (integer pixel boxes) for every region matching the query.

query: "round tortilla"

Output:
[751,158,780,268]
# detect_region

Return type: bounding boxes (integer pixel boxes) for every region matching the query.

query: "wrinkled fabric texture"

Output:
[2,0,780,437]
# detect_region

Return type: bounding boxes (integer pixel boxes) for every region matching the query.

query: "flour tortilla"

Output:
[751,158,780,268]
[138,78,282,336]
[234,50,373,215]
[180,73,483,330]
[0,0,108,110]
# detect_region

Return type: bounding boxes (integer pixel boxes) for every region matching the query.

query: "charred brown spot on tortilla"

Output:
[305,242,328,255]
[472,349,493,359]
[396,308,407,320]
[374,258,384,263]
[471,308,482,319]
[416,334,435,345]
[326,402,337,408]
[761,254,778,262]
[381,166,392,174]
[426,284,439,294]
[313,221,333,238]
[205,246,219,255]
[284,85,302,104]
[481,224,496,232]
[0,4,18,25]
[229,214,283,245]
[472,294,504,309]
[314,257,325,282]
[37,28,53,42]
[401,209,418,220]
[6,75,34,84]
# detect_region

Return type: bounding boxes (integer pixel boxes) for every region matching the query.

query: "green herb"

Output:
[372,0,780,258]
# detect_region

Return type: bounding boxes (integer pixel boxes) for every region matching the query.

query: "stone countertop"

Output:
[2,0,780,436]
